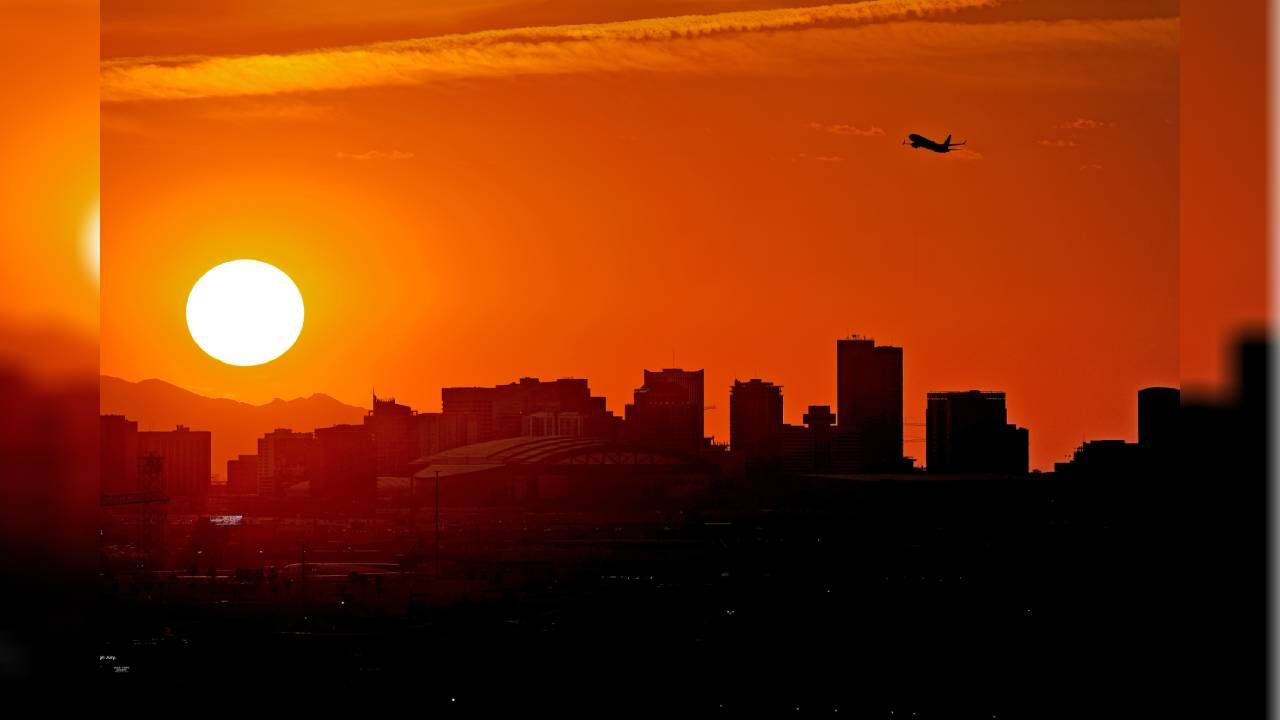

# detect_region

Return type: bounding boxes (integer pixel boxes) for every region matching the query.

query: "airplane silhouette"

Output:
[903,133,967,154]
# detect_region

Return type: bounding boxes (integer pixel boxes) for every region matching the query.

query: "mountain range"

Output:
[100,375,367,480]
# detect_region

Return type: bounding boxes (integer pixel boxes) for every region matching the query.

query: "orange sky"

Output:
[1180,0,1271,396]
[100,0,1185,470]
[0,1,98,335]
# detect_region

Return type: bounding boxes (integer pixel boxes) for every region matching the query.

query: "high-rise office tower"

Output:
[625,368,705,453]
[926,390,1028,475]
[836,337,903,472]
[730,379,784,466]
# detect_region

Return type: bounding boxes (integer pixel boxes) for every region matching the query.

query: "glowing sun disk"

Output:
[186,259,304,366]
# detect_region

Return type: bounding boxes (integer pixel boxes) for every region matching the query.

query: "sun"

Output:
[186,259,304,366]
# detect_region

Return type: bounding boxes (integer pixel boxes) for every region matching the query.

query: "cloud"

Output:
[1079,162,1104,171]
[205,100,336,122]
[1037,138,1080,148]
[101,0,1006,101]
[335,150,415,161]
[808,122,886,137]
[1053,118,1114,130]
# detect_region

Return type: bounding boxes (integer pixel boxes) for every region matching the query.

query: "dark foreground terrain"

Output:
[90,470,1213,715]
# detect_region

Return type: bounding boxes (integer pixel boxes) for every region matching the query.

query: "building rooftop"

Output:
[412,435,704,479]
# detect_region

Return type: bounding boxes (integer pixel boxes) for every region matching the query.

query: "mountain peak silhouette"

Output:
[100,375,367,479]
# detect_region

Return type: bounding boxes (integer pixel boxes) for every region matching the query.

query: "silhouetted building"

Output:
[495,378,597,437]
[1003,425,1028,474]
[1137,386,1179,461]
[364,394,416,477]
[777,406,841,473]
[1175,335,1265,479]
[136,452,163,497]
[780,425,810,473]
[1238,334,1268,420]
[226,454,259,495]
[440,386,496,440]
[926,391,1029,474]
[625,368,704,453]
[314,424,376,505]
[1180,333,1267,716]
[138,425,211,503]
[256,428,317,498]
[804,405,837,472]
[1055,439,1142,477]
[416,412,486,459]
[835,337,904,472]
[425,378,619,457]
[100,414,138,496]
[803,405,837,430]
[523,411,596,437]
[1056,385,1182,477]
[730,379,783,469]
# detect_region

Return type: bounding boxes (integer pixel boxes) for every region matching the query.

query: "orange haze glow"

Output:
[102,0,1182,470]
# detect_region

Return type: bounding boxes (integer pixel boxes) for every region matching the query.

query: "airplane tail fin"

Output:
[944,134,952,146]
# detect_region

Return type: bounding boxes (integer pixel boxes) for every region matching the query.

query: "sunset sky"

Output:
[0,1,98,336]
[100,0,1185,470]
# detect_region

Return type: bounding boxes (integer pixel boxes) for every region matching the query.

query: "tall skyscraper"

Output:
[835,337,903,472]
[625,368,705,453]
[364,394,416,477]
[730,379,784,467]
[926,390,1028,474]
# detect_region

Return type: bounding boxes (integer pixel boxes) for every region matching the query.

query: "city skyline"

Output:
[8,0,1256,700]
[0,0,1271,699]
[102,0,1179,474]
[102,332,1168,473]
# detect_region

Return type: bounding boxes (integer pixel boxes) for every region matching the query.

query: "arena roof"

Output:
[412,435,702,479]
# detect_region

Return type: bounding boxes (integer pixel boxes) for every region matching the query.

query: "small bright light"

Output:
[186,259,304,366]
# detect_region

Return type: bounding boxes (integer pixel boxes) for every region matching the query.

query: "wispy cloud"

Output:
[808,122,886,137]
[1079,162,1103,171]
[1037,138,1080,148]
[102,0,1003,102]
[204,100,336,122]
[1053,118,1114,130]
[335,150,415,161]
